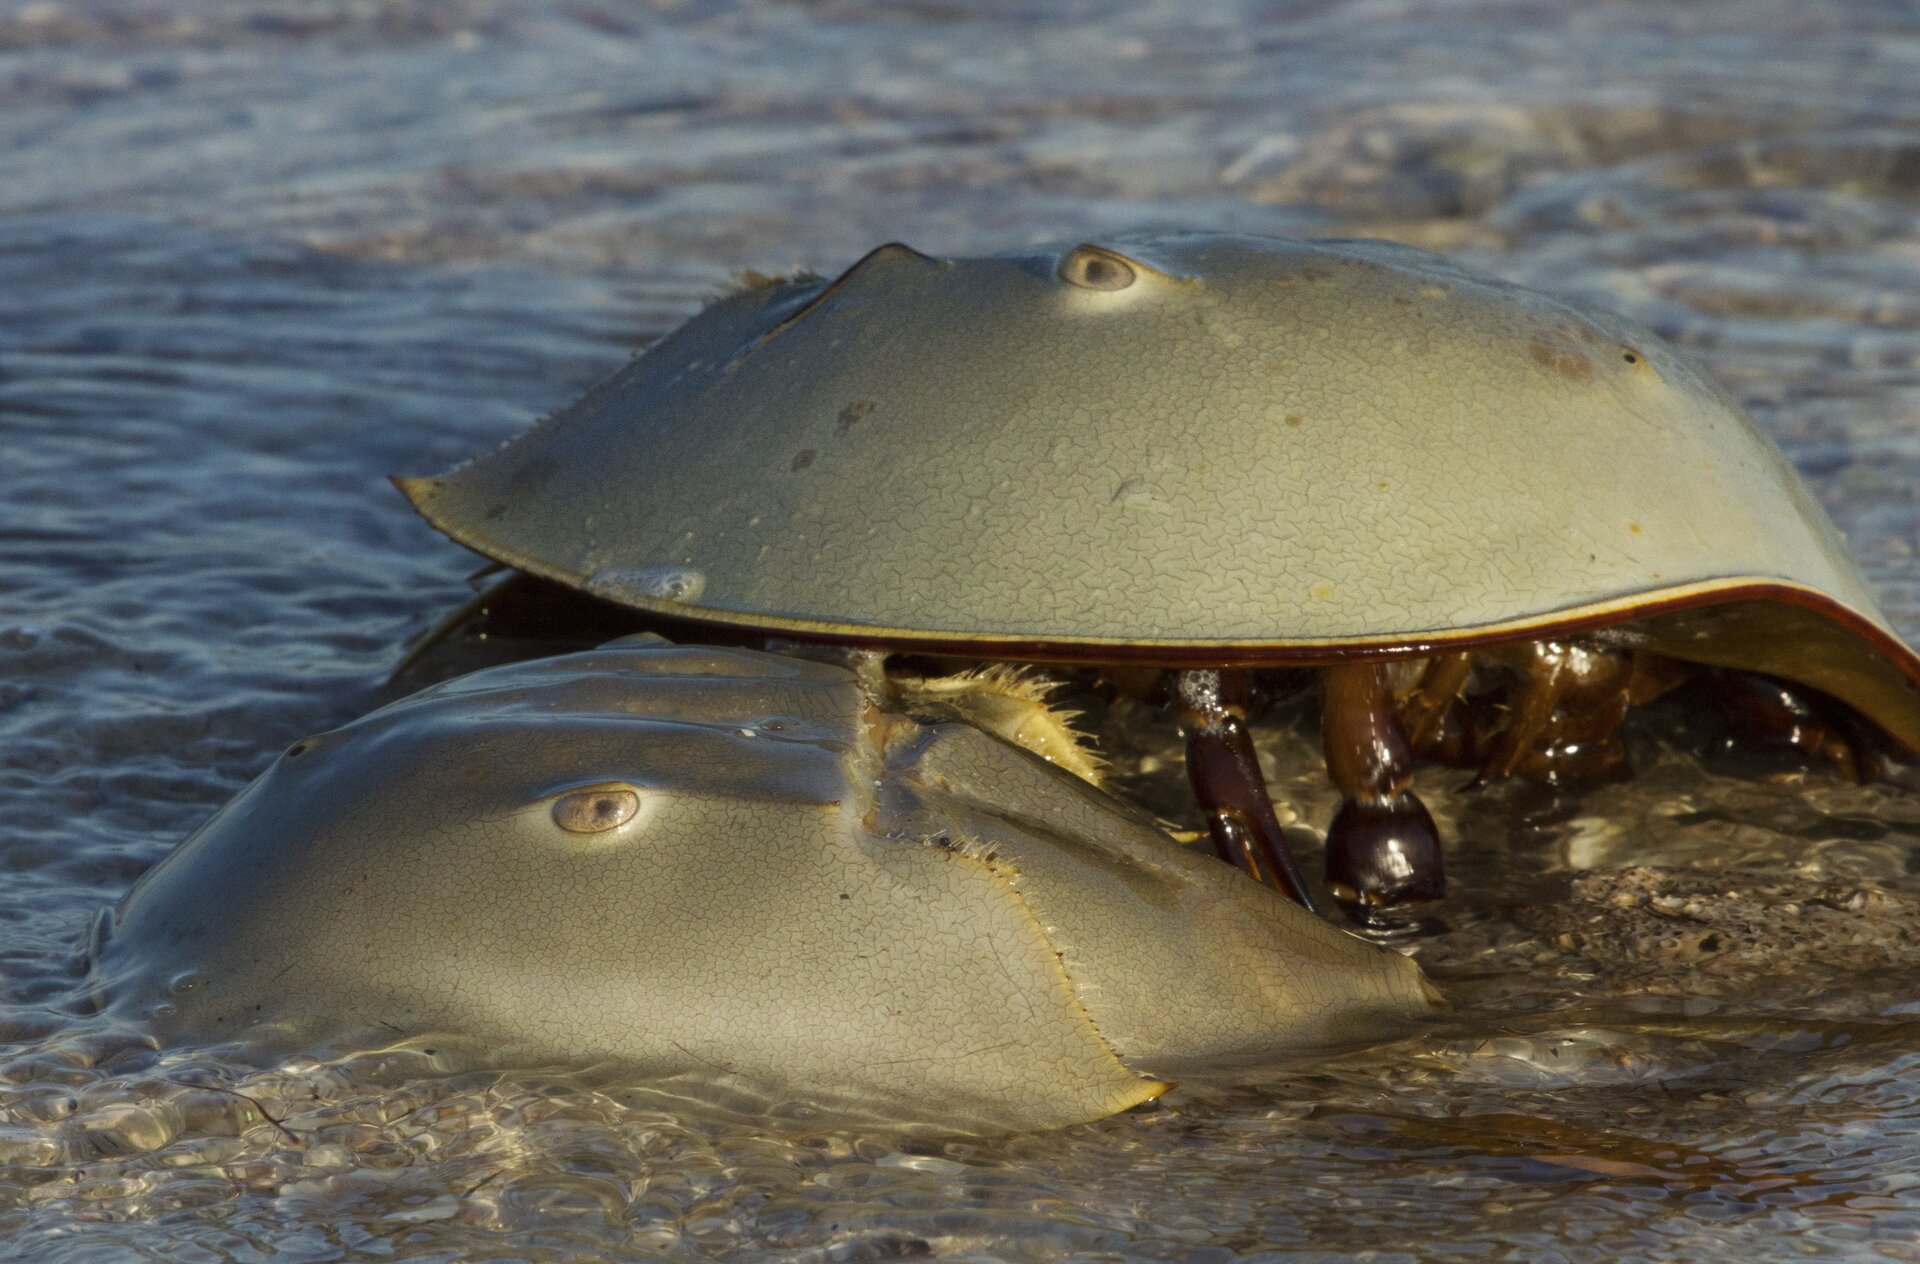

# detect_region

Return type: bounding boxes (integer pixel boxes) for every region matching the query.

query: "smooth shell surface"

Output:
[398,231,1920,748]
[90,640,1435,1131]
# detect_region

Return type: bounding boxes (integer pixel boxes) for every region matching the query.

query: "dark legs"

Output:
[1319,643,1674,921]
[1172,648,1885,927]
[1709,669,1884,782]
[1399,652,1474,759]
[1173,662,1445,923]
[1470,642,1686,784]
[1175,669,1319,913]
[1321,662,1447,924]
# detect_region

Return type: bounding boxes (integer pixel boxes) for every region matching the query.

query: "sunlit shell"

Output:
[91,640,1435,1132]
[397,232,1920,749]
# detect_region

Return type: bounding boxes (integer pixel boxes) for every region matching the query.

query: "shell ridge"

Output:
[729,241,937,369]
[921,835,1170,1104]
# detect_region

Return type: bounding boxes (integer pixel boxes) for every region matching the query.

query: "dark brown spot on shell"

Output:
[837,400,875,433]
[1285,414,1304,427]
[1273,266,1332,287]
[1528,339,1594,383]
[507,457,555,500]
[791,449,817,471]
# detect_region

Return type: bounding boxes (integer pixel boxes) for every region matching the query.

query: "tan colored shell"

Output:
[397,232,1920,748]
[91,640,1434,1131]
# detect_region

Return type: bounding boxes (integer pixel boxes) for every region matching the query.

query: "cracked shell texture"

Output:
[401,231,1920,746]
[873,719,1437,1079]
[90,640,1434,1132]
[389,231,1873,642]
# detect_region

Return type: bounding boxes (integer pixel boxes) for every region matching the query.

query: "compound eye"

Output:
[1057,244,1137,292]
[552,786,640,834]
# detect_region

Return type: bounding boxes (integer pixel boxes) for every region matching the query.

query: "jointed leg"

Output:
[1322,661,1445,923]
[1473,642,1592,782]
[1175,669,1318,912]
[1399,652,1474,754]
[1473,643,1685,784]
[1710,669,1884,782]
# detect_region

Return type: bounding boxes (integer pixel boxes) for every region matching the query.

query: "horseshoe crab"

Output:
[88,640,1436,1132]
[394,231,1920,924]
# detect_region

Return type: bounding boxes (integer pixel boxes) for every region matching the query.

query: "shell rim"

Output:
[599,573,1920,679]
[397,473,1920,688]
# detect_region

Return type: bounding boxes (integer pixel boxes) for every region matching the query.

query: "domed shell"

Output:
[92,640,1435,1130]
[397,232,1920,749]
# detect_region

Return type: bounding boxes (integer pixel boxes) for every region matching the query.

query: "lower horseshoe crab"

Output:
[393,231,1920,925]
[89,639,1437,1132]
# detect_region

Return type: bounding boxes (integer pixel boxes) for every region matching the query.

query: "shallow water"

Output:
[7,0,1920,1258]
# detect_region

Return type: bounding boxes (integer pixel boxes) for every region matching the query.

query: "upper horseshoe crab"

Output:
[90,639,1436,1132]
[394,231,1920,925]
